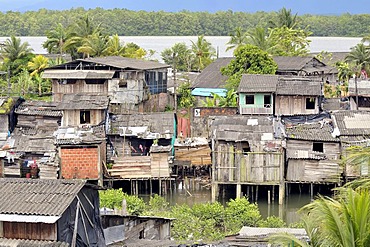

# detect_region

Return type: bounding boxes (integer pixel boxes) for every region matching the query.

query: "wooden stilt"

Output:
[310,183,314,201]
[149,179,152,195]
[255,186,259,201]
[236,184,241,199]
[159,179,162,195]
[279,182,285,205]
[268,190,271,204]
[135,180,139,195]
[272,185,275,202]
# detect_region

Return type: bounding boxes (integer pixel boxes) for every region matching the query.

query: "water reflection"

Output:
[140,179,316,224]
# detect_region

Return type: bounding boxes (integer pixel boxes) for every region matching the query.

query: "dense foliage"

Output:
[0,8,370,37]
[221,44,278,90]
[99,191,286,242]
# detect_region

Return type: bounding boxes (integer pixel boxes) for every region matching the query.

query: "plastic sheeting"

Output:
[57,188,105,247]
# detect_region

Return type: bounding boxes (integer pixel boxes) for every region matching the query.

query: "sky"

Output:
[0,0,369,15]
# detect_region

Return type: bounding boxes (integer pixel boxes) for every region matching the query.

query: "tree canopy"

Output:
[0,8,369,37]
[221,44,277,90]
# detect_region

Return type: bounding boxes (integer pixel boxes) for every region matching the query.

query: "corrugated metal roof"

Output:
[15,101,62,117]
[285,122,339,142]
[333,111,370,136]
[0,178,86,216]
[276,76,322,96]
[192,57,232,88]
[42,70,115,79]
[57,93,109,110]
[0,238,69,247]
[80,56,170,70]
[109,113,174,138]
[47,56,170,71]
[55,125,105,145]
[191,88,227,97]
[238,74,278,93]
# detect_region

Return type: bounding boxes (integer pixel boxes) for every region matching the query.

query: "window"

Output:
[264,95,271,108]
[245,95,254,105]
[313,142,323,152]
[306,97,315,109]
[80,110,91,124]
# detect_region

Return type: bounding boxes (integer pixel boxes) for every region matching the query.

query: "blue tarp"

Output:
[192,88,227,97]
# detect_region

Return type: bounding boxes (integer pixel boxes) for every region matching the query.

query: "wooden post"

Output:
[246,186,250,199]
[279,182,285,205]
[255,185,259,201]
[135,180,139,195]
[236,183,241,199]
[159,179,162,195]
[268,190,271,204]
[211,136,217,203]
[272,185,275,202]
[251,186,254,201]
[71,202,80,247]
[310,183,314,201]
[211,182,218,202]
[149,178,153,195]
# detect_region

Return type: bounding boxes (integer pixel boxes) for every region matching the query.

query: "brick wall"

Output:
[191,107,238,138]
[60,146,99,179]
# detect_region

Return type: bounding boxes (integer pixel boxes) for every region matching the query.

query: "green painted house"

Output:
[237,74,278,115]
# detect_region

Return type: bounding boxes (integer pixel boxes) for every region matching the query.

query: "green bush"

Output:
[99,189,145,215]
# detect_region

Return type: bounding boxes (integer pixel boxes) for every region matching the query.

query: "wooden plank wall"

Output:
[108,156,152,179]
[175,145,212,166]
[275,96,319,115]
[3,222,57,241]
[215,143,283,183]
[151,153,170,177]
[52,80,108,102]
[62,109,105,126]
[286,159,341,182]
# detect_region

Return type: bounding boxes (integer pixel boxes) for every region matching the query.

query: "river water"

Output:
[0,36,362,62]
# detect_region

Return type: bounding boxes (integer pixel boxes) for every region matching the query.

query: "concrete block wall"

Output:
[60,147,99,179]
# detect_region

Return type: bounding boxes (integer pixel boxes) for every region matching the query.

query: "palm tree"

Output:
[345,43,370,70]
[103,34,125,56]
[43,23,68,55]
[191,35,216,72]
[270,187,370,247]
[226,27,247,51]
[27,55,49,95]
[268,7,299,29]
[77,33,109,58]
[246,27,272,52]
[63,14,102,59]
[0,36,33,63]
[28,55,48,76]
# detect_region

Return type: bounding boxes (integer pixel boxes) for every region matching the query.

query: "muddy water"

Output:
[147,179,317,225]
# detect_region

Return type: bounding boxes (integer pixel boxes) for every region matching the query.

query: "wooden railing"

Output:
[239,104,273,115]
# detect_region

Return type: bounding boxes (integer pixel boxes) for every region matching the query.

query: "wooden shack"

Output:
[275,76,322,116]
[57,93,109,127]
[284,115,342,184]
[0,178,105,246]
[210,115,285,204]
[237,74,277,115]
[43,56,170,112]
[332,111,370,178]
[101,214,172,245]
[107,113,174,194]
[348,78,370,110]
[10,100,63,179]
[174,137,211,168]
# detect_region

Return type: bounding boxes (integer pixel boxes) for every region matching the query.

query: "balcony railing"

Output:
[240,104,273,115]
